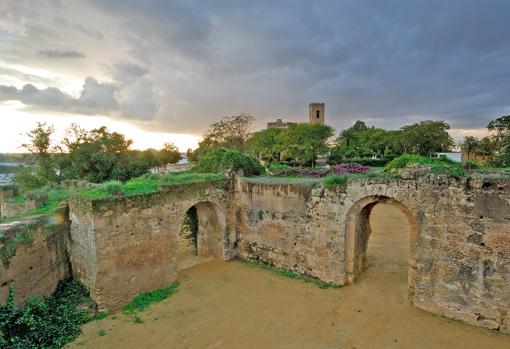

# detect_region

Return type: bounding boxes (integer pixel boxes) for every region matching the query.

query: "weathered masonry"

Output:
[2,171,509,334]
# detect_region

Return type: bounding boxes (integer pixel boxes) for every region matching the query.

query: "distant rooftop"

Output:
[267,118,289,129]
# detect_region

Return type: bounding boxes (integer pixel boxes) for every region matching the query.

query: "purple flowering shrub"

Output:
[274,164,368,177]
[333,163,369,175]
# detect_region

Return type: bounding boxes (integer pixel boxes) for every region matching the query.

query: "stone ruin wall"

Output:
[234,174,510,333]
[1,172,509,333]
[0,207,70,305]
[67,180,231,310]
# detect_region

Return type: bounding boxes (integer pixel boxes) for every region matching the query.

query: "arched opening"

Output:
[345,196,418,301]
[177,201,225,271]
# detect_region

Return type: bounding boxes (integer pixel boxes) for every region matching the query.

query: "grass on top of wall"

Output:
[242,260,342,289]
[322,172,398,189]
[0,185,73,224]
[77,172,225,200]
[123,282,180,314]
[384,154,465,177]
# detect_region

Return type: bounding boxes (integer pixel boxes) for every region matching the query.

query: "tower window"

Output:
[316,110,320,119]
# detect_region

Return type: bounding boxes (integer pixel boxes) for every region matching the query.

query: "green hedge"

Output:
[193,149,264,176]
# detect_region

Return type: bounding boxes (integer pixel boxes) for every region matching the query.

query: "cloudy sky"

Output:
[1,0,509,152]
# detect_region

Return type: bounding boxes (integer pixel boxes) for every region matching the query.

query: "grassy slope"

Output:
[77,172,224,200]
[0,172,224,223]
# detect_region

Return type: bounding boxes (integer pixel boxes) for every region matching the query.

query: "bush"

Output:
[385,154,454,170]
[333,164,369,175]
[463,160,483,170]
[385,154,465,177]
[100,181,124,196]
[14,168,47,192]
[273,163,368,178]
[193,149,264,176]
[274,167,329,177]
[323,175,348,189]
[0,279,91,348]
[328,153,394,167]
[24,190,49,202]
[268,162,289,172]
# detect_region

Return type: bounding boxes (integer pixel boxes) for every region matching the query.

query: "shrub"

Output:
[193,149,264,176]
[274,167,329,177]
[268,162,289,172]
[0,279,91,348]
[323,175,348,189]
[463,160,483,170]
[328,155,394,167]
[273,164,368,178]
[333,163,369,175]
[14,168,47,192]
[25,190,49,202]
[100,181,124,196]
[385,154,465,177]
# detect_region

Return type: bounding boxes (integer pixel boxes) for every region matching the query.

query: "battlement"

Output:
[267,118,290,129]
[308,102,325,124]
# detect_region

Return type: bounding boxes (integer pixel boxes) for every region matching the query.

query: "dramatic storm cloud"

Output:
[1,0,509,143]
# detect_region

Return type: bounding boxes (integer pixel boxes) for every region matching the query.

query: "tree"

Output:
[20,122,57,183]
[461,136,480,159]
[400,120,454,156]
[335,121,401,159]
[192,148,264,176]
[159,142,181,165]
[487,115,510,152]
[487,115,510,138]
[194,114,254,157]
[246,128,284,163]
[58,124,140,182]
[280,123,334,166]
[338,121,367,148]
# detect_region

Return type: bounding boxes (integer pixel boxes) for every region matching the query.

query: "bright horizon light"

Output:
[0,103,200,153]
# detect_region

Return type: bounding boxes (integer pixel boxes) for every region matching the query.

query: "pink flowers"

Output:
[333,163,369,175]
[274,163,369,177]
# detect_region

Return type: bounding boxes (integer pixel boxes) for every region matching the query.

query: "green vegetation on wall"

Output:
[192,148,264,176]
[77,172,225,200]
[0,279,93,348]
[180,206,198,253]
[385,154,465,177]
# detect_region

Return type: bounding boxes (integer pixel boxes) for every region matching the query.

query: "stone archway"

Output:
[179,201,226,262]
[344,195,419,300]
[194,201,226,259]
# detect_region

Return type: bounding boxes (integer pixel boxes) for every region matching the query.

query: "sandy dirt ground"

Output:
[69,204,510,349]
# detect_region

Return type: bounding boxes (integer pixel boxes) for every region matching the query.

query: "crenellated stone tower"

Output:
[308,102,325,124]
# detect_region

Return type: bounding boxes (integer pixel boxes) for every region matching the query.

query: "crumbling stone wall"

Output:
[68,180,232,310]
[66,173,510,333]
[234,174,510,333]
[0,207,70,305]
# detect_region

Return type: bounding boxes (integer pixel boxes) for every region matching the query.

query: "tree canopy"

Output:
[280,123,334,166]
[17,123,182,188]
[191,114,254,160]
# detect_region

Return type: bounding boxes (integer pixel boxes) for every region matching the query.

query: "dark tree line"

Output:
[17,122,181,190]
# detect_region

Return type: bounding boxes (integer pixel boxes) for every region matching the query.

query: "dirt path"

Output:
[69,204,510,349]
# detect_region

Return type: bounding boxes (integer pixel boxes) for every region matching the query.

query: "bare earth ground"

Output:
[69,204,510,349]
